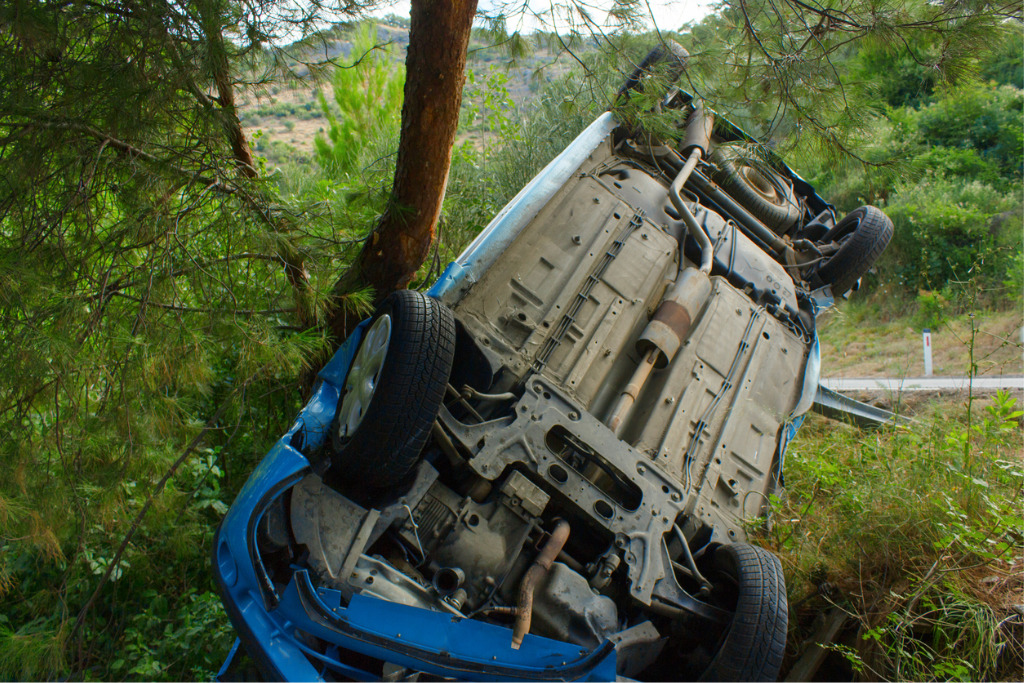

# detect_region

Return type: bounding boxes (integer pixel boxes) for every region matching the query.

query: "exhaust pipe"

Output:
[511,520,570,649]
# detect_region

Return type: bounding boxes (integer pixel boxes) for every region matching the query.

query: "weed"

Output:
[765,391,1023,681]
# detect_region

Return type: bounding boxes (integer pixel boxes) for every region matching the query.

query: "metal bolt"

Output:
[664,396,674,404]
[572,235,582,245]
[568,411,579,420]
[636,463,646,474]
[671,492,681,502]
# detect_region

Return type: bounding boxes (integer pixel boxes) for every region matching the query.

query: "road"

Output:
[822,375,1024,392]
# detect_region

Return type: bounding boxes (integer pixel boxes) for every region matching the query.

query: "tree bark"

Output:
[349,0,479,302]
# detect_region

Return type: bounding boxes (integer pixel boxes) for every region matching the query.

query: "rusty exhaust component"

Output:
[607,348,660,435]
[670,101,716,274]
[511,520,571,649]
[607,268,712,436]
[604,102,717,437]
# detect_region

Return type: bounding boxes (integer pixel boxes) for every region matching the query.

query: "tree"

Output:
[0,1,369,676]
[330,0,479,315]
[674,0,1022,156]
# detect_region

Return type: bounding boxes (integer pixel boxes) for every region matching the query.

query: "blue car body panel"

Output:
[213,320,618,681]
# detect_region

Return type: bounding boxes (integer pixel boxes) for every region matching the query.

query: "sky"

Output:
[367,1,716,34]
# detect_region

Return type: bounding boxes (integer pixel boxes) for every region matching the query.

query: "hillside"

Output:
[819,305,1022,379]
[237,23,575,159]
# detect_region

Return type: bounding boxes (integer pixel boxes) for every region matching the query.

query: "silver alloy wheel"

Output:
[337,314,392,438]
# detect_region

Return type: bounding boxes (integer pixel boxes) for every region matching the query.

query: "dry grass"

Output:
[819,303,1023,378]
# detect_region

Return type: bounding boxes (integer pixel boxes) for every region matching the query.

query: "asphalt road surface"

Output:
[823,376,1024,392]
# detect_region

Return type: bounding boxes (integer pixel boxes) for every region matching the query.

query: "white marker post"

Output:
[923,328,933,376]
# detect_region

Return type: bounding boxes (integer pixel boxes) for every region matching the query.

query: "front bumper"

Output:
[212,327,617,681]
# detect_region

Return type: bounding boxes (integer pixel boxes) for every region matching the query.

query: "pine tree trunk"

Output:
[352,0,479,299]
[200,5,312,326]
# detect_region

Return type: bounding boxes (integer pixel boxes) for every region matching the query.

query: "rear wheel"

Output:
[329,290,455,488]
[811,205,893,297]
[645,543,788,681]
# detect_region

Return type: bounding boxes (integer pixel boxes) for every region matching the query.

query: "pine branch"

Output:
[0,119,232,193]
[69,390,238,661]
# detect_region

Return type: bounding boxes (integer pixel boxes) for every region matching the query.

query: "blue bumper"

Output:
[212,322,617,681]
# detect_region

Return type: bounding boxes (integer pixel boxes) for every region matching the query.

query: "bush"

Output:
[879,173,1021,290]
[914,84,1023,182]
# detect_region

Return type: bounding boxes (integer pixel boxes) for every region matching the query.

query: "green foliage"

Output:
[0,621,67,681]
[915,84,1023,181]
[766,390,1023,680]
[978,22,1024,87]
[796,77,1023,294]
[242,97,325,123]
[114,589,235,680]
[881,173,1020,289]
[314,23,405,178]
[0,1,352,678]
[914,289,948,329]
[1004,251,1024,302]
[850,41,940,108]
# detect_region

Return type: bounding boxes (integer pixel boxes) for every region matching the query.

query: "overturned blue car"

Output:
[213,45,892,681]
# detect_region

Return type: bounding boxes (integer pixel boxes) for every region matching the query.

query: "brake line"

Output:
[681,306,763,490]
[531,209,646,374]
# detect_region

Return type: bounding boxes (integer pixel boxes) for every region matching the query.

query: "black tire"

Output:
[698,543,788,682]
[617,41,689,99]
[812,205,894,297]
[711,146,802,234]
[329,290,455,488]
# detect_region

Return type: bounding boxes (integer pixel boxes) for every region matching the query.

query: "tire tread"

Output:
[700,544,788,682]
[815,205,894,296]
[330,290,455,488]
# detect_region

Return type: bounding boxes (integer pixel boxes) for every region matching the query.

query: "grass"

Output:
[763,390,1024,681]
[818,292,1023,379]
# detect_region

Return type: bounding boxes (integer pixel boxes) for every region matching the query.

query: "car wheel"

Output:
[711,146,802,234]
[697,543,788,682]
[329,289,456,488]
[812,205,894,297]
[617,41,689,99]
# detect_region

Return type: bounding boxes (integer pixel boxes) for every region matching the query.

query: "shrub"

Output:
[914,84,1023,182]
[879,173,1021,290]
